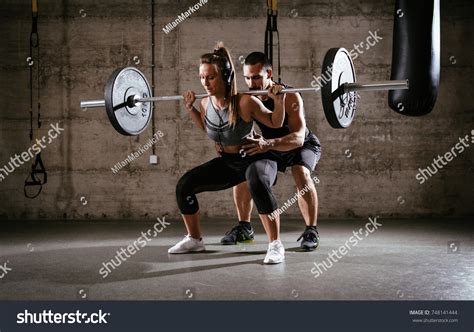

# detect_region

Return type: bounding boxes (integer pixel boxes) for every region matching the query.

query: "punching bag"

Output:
[389,0,440,116]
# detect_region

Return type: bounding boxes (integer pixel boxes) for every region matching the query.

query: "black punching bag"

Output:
[389,0,440,116]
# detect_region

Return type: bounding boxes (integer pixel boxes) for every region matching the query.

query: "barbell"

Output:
[80,47,409,136]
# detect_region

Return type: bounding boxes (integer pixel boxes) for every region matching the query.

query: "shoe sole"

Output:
[168,248,206,254]
[300,245,318,251]
[263,258,285,264]
[220,238,255,245]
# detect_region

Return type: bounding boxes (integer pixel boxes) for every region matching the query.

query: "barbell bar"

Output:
[80,81,407,109]
[79,47,409,135]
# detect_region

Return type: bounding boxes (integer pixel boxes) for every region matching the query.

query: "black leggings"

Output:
[176,154,279,215]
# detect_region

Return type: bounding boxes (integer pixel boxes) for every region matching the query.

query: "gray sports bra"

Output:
[204,98,254,146]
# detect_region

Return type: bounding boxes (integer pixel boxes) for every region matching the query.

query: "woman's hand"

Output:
[183,90,206,132]
[214,142,224,156]
[183,90,196,111]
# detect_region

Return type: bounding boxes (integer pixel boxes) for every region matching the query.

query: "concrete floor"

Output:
[0,218,472,300]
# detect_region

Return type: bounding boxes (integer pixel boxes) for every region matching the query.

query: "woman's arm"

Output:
[183,90,205,131]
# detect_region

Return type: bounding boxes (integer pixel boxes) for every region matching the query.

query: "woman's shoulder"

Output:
[200,96,210,112]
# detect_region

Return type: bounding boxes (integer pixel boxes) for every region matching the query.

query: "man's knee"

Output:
[233,181,250,199]
[292,165,312,187]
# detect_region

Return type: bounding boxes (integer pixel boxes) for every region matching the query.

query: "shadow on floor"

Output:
[2,245,269,285]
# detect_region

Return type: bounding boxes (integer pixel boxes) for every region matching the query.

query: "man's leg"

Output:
[291,164,320,251]
[220,183,255,245]
[291,165,318,227]
[287,136,321,251]
[233,182,253,222]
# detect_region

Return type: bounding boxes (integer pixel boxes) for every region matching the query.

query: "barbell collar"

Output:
[80,100,106,109]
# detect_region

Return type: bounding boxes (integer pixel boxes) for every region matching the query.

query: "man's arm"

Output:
[266,93,306,151]
[246,85,285,128]
[242,93,306,155]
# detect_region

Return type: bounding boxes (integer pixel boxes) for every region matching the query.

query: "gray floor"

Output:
[0,218,472,300]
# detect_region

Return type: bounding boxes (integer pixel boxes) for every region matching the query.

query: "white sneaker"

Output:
[168,235,206,254]
[263,240,285,264]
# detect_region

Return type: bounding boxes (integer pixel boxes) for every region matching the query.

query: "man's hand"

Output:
[241,134,273,156]
[267,84,285,103]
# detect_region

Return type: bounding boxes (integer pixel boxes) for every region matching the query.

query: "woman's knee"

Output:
[176,173,192,197]
[176,172,199,214]
[245,162,271,188]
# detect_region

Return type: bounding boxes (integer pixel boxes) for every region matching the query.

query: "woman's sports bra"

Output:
[204,98,253,146]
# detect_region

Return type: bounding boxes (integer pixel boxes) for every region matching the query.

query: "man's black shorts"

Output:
[271,133,321,172]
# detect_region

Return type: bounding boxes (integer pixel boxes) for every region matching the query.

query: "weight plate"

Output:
[321,48,357,128]
[104,67,152,136]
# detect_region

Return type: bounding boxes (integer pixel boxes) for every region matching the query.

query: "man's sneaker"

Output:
[297,226,320,251]
[220,224,255,245]
[168,235,206,254]
[263,240,285,264]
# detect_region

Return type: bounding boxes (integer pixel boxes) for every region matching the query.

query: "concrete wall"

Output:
[0,0,472,220]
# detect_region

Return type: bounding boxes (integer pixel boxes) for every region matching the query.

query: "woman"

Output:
[168,42,286,264]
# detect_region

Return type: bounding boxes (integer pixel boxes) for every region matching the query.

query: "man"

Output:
[220,52,322,251]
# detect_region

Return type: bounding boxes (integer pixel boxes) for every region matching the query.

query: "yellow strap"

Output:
[267,0,277,11]
[32,0,38,13]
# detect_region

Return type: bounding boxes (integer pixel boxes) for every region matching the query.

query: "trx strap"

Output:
[151,0,156,156]
[24,153,47,199]
[25,0,47,199]
[264,0,281,83]
[29,0,41,136]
